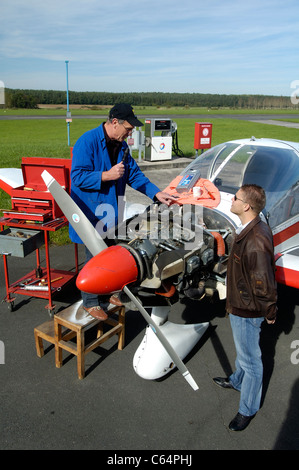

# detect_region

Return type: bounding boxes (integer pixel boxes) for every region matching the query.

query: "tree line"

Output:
[4,88,297,109]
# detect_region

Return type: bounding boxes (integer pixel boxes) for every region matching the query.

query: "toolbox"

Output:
[9,157,72,222]
[0,227,44,257]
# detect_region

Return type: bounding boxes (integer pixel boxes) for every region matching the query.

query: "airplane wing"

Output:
[275,247,299,289]
[0,168,24,195]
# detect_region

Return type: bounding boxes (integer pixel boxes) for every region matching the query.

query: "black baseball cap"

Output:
[109,103,143,127]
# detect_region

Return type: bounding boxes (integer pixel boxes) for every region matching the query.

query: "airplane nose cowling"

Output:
[76,245,139,295]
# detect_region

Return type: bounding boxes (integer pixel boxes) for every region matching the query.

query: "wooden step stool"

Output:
[34,300,125,379]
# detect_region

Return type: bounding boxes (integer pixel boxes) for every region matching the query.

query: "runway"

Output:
[0,112,298,122]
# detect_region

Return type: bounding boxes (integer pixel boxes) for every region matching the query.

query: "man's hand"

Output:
[155,191,179,206]
[102,162,125,182]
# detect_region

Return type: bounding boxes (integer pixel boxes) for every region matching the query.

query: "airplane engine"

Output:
[76,201,231,304]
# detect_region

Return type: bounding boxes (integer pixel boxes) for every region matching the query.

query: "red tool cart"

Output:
[0,157,79,316]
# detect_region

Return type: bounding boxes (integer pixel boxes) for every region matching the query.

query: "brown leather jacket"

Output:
[226,216,277,321]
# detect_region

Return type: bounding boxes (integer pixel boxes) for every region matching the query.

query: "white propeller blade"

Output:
[42,170,107,255]
[123,286,199,390]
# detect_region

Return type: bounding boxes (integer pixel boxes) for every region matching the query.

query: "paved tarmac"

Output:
[0,163,299,454]
[1,113,299,121]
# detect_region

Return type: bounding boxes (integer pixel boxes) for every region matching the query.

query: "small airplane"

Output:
[40,136,299,389]
[1,136,298,389]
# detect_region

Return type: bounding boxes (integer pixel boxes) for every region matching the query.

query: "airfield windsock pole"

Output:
[65,60,71,146]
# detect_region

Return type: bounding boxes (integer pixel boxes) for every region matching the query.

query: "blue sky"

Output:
[1,0,299,96]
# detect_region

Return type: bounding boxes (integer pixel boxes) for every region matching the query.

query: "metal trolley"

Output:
[0,157,78,316]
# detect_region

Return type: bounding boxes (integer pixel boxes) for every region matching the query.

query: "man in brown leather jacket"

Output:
[213,184,277,431]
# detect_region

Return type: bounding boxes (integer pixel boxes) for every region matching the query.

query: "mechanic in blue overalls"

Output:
[69,103,176,320]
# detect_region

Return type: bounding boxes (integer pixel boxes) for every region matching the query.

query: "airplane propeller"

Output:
[42,171,107,255]
[41,170,199,391]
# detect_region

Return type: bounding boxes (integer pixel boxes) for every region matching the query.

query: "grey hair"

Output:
[107,117,125,124]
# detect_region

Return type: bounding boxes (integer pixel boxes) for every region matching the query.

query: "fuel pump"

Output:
[144,119,173,161]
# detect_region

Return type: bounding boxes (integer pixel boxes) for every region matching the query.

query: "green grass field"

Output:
[1,107,299,245]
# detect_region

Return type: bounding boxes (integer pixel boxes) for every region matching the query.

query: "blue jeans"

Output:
[229,314,264,417]
[81,246,100,308]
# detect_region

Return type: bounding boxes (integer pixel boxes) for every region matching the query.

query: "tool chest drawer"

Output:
[9,157,72,221]
[0,227,44,257]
